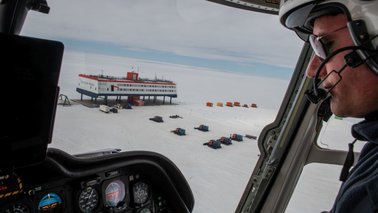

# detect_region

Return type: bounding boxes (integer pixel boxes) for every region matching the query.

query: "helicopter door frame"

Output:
[236,43,352,213]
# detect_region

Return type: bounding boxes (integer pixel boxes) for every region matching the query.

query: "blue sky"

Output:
[22,0,303,80]
[62,38,296,79]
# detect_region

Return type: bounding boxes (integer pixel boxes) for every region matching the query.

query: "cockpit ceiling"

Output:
[207,0,279,15]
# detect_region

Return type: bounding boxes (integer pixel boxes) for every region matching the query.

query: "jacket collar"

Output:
[352,111,378,143]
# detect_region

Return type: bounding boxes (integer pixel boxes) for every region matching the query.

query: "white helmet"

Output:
[279,0,378,74]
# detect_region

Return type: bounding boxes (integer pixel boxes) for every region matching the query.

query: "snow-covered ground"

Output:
[52,103,272,213]
[50,51,357,213]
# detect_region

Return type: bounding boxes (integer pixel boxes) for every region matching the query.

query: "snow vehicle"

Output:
[171,128,186,136]
[149,116,164,123]
[203,140,222,149]
[99,104,111,113]
[230,134,243,142]
[217,137,232,145]
[194,124,209,132]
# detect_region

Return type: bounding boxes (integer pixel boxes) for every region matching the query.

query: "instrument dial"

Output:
[78,187,99,212]
[133,181,149,204]
[38,193,63,213]
[104,180,126,207]
[4,203,30,213]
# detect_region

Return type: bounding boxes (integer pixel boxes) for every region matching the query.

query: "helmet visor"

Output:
[282,2,345,41]
[284,3,315,30]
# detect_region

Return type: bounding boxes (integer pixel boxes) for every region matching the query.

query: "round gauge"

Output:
[78,187,99,213]
[104,180,126,207]
[38,193,63,213]
[4,203,30,213]
[133,181,150,204]
[138,207,152,213]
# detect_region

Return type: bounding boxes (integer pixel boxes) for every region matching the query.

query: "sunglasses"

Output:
[308,25,347,60]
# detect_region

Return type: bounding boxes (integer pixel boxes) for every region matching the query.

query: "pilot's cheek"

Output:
[306,55,325,79]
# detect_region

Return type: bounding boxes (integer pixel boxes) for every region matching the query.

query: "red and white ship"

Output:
[77,71,177,105]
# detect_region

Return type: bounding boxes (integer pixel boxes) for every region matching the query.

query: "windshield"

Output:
[21,0,302,212]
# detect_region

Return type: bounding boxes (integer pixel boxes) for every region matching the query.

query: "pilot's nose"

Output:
[306,54,326,79]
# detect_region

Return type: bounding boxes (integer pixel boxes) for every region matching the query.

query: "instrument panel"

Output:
[1,172,167,213]
[0,149,194,213]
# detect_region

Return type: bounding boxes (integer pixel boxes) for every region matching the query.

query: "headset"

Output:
[305,37,378,104]
[306,46,365,104]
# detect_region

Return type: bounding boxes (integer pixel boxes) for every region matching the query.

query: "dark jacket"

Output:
[329,112,378,213]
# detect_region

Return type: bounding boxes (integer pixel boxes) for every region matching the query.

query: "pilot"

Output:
[279,0,378,212]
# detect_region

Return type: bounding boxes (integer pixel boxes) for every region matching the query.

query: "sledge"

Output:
[245,134,257,140]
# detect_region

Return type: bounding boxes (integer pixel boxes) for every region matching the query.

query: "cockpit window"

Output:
[20,0,301,212]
